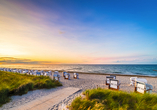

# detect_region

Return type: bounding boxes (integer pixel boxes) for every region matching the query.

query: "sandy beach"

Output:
[1,72,157,110]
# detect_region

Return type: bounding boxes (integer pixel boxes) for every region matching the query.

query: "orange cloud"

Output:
[0,57,60,65]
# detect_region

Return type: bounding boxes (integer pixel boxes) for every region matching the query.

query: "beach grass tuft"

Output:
[70,88,157,110]
[0,71,62,106]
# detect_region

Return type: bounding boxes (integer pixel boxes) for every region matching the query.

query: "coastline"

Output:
[1,64,157,77]
[2,67,157,77]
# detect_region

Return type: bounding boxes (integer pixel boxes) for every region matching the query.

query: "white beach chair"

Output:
[134,78,152,94]
[64,72,70,80]
[48,71,52,76]
[40,72,44,76]
[32,70,37,75]
[53,74,60,81]
[29,72,33,75]
[18,69,22,73]
[40,70,44,75]
[130,77,138,86]
[44,72,49,76]
[109,79,121,90]
[23,70,28,74]
[73,73,79,79]
[12,69,17,73]
[7,68,10,72]
[106,76,114,85]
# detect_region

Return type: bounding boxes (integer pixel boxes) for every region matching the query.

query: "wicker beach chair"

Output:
[64,72,70,80]
[73,73,79,79]
[134,78,152,94]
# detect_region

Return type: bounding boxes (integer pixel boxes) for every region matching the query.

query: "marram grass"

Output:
[0,71,62,106]
[70,88,157,110]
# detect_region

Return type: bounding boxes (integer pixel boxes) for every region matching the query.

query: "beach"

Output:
[1,72,157,110]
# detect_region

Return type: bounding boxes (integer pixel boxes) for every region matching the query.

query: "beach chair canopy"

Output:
[110,75,116,79]
[130,77,137,81]
[54,71,59,74]
[130,77,138,85]
[64,72,69,75]
[53,74,58,77]
[74,73,77,75]
[135,78,147,84]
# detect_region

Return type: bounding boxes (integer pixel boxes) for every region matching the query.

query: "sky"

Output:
[0,0,157,64]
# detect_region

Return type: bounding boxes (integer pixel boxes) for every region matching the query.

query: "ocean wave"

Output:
[72,67,82,70]
[135,73,143,75]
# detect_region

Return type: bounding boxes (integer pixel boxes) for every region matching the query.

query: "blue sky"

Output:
[0,0,157,64]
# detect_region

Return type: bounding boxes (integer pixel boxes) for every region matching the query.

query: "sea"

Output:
[0,64,157,77]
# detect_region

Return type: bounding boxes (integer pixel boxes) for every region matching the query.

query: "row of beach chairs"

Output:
[0,68,53,76]
[53,71,79,81]
[106,75,153,94]
[0,68,79,82]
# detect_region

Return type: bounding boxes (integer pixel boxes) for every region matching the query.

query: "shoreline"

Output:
[1,67,157,78]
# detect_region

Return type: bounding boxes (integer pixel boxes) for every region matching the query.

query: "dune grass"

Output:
[70,88,157,110]
[0,71,62,106]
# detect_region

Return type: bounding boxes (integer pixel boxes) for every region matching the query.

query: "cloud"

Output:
[0,57,59,64]
[78,54,154,64]
[59,31,65,34]
[116,60,120,63]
